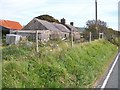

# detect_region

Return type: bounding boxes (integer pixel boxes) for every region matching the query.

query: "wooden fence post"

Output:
[89,32,91,43]
[102,32,104,39]
[71,28,73,47]
[99,33,100,39]
[36,30,39,53]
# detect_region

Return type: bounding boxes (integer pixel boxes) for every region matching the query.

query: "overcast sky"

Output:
[0,0,119,30]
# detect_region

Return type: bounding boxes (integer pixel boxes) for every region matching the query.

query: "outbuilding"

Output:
[21,18,70,41]
[0,20,22,36]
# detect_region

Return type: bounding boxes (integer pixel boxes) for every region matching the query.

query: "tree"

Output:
[85,19,107,39]
[36,14,59,23]
[105,28,120,46]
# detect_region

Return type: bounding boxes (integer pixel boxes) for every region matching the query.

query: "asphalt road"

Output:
[96,52,120,89]
[105,60,118,88]
[100,52,120,89]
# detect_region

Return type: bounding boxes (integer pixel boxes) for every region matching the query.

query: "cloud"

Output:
[0,0,119,30]
[0,0,47,9]
[0,0,47,17]
[0,0,48,25]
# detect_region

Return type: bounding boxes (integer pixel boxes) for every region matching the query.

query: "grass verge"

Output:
[2,39,118,88]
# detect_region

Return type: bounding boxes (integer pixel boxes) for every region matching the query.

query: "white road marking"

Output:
[100,52,120,89]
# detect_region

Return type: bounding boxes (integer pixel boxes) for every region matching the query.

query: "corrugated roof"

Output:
[0,20,22,30]
[53,23,70,33]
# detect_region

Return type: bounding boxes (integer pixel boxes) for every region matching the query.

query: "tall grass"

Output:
[0,62,2,89]
[2,39,118,88]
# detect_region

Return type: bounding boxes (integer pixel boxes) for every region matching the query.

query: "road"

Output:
[105,60,118,88]
[105,52,120,89]
[97,52,120,89]
[96,52,120,89]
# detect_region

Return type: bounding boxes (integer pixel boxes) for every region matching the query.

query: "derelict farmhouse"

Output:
[0,17,85,44]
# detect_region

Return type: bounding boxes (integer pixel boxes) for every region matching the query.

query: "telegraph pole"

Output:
[95,0,97,22]
[95,0,100,39]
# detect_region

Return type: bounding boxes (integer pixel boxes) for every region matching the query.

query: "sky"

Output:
[0,0,119,30]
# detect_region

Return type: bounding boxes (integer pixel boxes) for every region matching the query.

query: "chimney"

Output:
[61,18,66,25]
[70,22,74,26]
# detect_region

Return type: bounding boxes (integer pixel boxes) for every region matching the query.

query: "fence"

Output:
[9,30,104,53]
[14,30,51,52]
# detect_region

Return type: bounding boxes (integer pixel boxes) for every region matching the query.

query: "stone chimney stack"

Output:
[70,22,74,26]
[61,18,66,25]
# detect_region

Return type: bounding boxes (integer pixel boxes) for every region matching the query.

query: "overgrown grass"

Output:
[2,39,118,88]
[0,47,2,89]
[0,62,2,89]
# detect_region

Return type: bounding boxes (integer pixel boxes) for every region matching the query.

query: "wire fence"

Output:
[4,30,106,53]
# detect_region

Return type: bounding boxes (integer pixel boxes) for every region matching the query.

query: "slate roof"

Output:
[23,18,72,33]
[52,23,70,33]
[36,18,60,32]
[23,18,60,32]
[23,18,47,30]
[65,24,79,32]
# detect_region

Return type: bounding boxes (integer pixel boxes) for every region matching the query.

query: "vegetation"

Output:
[0,46,2,89]
[2,39,118,88]
[105,29,120,47]
[0,62,2,89]
[84,19,120,47]
[36,14,60,23]
[85,19,107,40]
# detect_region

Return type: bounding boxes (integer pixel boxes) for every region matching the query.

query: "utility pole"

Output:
[95,0,99,39]
[95,0,97,22]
